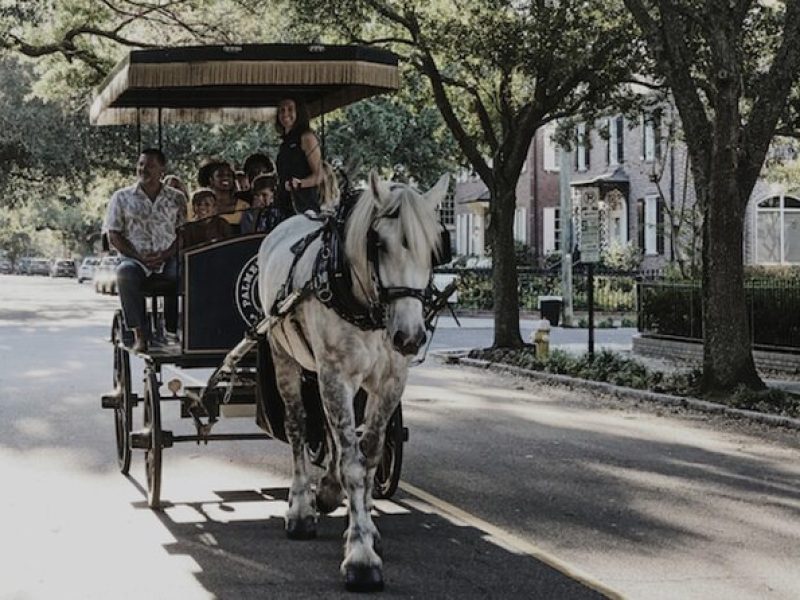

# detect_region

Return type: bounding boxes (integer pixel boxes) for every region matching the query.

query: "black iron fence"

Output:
[437,267,641,313]
[638,280,800,350]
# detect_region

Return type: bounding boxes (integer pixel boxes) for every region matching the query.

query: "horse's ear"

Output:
[369,170,384,206]
[424,174,450,210]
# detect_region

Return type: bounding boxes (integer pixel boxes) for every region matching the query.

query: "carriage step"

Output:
[131,429,174,449]
[101,392,122,409]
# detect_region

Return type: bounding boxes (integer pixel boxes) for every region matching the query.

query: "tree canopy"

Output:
[623,0,800,392]
[291,0,642,346]
[0,2,460,258]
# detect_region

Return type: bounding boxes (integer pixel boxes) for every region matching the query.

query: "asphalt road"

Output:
[1,274,798,600]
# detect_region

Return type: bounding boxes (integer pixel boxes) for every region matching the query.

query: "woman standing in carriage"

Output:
[275,98,323,215]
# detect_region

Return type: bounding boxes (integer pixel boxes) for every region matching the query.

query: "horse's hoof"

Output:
[344,565,384,593]
[286,516,317,540]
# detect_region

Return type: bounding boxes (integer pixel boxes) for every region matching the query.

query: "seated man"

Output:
[103,148,187,352]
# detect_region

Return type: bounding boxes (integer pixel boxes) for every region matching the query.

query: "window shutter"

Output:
[616,116,624,163]
[584,132,591,170]
[637,198,645,250]
[606,118,611,165]
[657,196,665,254]
[654,115,662,161]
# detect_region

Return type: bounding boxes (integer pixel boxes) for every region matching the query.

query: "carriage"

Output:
[93,45,456,589]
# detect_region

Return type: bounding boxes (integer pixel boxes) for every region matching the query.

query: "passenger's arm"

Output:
[107,231,144,262]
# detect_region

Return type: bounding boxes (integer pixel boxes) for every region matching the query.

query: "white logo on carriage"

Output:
[235,256,263,326]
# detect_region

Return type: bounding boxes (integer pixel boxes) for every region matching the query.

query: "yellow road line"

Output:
[399,481,625,600]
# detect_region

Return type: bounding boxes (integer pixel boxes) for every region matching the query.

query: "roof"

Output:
[90,44,400,126]
[571,167,630,187]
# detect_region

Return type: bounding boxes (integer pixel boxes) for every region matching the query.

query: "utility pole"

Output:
[559,147,573,326]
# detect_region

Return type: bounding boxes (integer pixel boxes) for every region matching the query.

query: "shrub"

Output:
[463,350,793,418]
[729,386,800,418]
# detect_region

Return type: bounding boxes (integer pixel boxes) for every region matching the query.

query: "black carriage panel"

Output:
[182,234,265,353]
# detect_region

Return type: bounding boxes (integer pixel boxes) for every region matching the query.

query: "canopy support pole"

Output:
[320,97,326,160]
[136,109,142,155]
[158,107,163,151]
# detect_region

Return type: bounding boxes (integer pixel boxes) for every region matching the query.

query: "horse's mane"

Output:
[344,181,442,281]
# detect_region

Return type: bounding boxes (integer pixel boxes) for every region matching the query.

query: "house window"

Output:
[608,116,624,165]
[514,207,528,243]
[644,195,659,255]
[543,207,561,252]
[575,123,590,172]
[438,189,455,227]
[543,122,560,172]
[642,112,662,162]
[756,194,800,264]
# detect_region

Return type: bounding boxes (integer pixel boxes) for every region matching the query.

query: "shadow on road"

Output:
[142,487,607,599]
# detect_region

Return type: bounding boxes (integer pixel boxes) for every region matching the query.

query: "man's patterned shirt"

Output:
[103,183,187,255]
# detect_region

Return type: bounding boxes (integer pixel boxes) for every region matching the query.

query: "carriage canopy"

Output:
[90,44,400,126]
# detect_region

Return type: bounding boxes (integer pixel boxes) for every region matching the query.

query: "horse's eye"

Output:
[401,237,409,250]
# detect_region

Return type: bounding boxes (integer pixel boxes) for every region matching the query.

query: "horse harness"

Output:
[270,210,436,333]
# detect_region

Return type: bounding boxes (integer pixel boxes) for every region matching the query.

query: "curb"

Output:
[436,353,800,431]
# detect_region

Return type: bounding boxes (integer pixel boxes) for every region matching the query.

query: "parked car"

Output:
[77,256,100,283]
[16,257,32,274]
[94,255,120,294]
[50,259,77,278]
[28,258,51,276]
[0,257,12,274]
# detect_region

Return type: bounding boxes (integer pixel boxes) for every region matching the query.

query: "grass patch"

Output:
[467,347,800,418]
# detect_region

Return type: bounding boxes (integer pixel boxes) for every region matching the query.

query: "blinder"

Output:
[365,218,433,307]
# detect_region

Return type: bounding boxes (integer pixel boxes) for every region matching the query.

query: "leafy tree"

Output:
[623,0,800,393]
[291,0,641,347]
[0,4,461,253]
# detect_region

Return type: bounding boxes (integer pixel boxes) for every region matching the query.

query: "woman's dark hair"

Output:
[274,98,311,137]
[197,157,232,187]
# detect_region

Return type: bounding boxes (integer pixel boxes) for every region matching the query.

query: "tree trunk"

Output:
[491,181,523,348]
[701,88,765,393]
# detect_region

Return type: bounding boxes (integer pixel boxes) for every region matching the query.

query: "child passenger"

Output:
[181,188,233,248]
[240,175,286,234]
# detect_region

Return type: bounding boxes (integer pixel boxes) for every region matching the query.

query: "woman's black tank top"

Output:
[276,128,318,213]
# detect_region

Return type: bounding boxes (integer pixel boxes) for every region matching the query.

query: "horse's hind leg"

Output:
[270,341,316,539]
[318,367,383,592]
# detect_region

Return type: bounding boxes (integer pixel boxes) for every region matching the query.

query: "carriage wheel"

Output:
[373,405,404,499]
[143,371,163,509]
[111,313,132,474]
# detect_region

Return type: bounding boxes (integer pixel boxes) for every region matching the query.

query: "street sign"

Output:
[579,187,601,263]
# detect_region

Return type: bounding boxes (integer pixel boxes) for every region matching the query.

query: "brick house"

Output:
[454,106,800,269]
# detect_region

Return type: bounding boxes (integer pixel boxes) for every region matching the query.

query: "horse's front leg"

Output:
[318,365,383,592]
[270,341,316,539]
[361,369,406,524]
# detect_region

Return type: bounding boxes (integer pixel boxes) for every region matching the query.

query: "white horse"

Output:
[257,172,448,591]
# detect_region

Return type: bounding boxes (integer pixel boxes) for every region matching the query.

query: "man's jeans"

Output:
[116,256,178,336]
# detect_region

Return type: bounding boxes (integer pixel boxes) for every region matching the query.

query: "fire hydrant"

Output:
[531,319,551,358]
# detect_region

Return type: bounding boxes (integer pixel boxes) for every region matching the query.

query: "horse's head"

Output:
[345,172,449,356]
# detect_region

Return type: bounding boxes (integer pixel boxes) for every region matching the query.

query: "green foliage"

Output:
[324,69,460,188]
[467,347,716,405]
[729,386,800,418]
[600,242,642,271]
